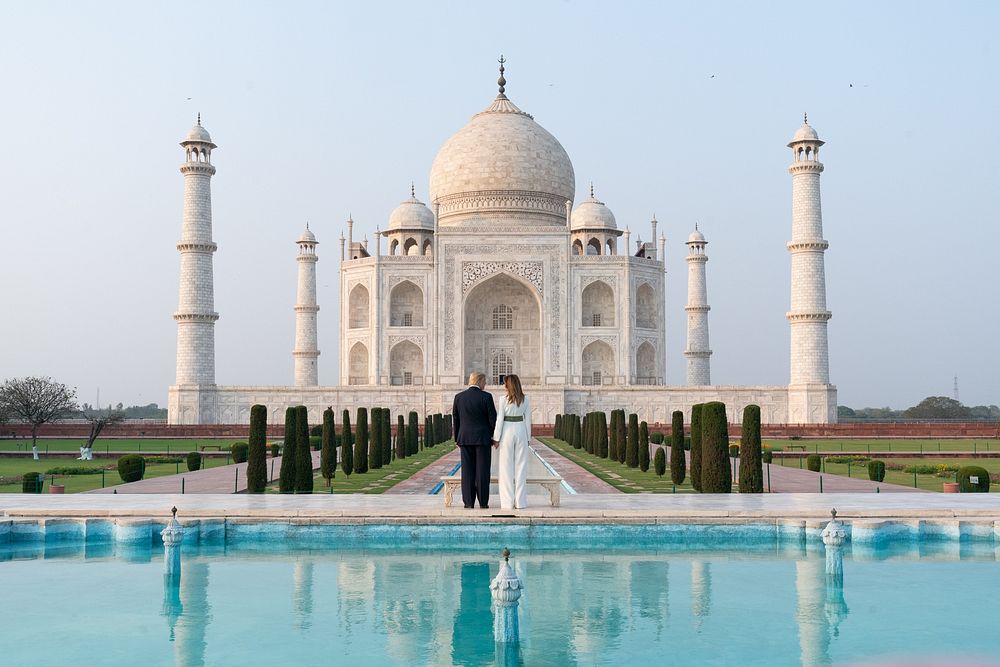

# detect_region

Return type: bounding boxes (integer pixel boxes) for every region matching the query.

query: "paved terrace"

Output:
[3,493,999,522]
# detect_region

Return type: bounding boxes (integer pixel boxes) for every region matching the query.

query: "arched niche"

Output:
[389,280,423,326]
[581,280,614,327]
[581,340,614,386]
[389,340,423,385]
[636,341,656,383]
[348,284,370,329]
[348,342,369,384]
[464,273,541,385]
[635,282,657,328]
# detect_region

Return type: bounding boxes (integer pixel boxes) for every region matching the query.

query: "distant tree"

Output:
[904,396,972,420]
[278,407,297,492]
[690,404,704,492]
[969,405,1000,420]
[295,406,313,493]
[554,414,563,440]
[626,413,639,468]
[638,421,650,472]
[434,413,444,446]
[246,404,268,493]
[837,405,856,418]
[615,410,627,464]
[355,407,369,474]
[320,407,336,487]
[738,404,763,493]
[670,410,686,485]
[654,447,666,478]
[341,409,354,476]
[395,414,406,459]
[407,411,419,455]
[571,414,582,450]
[383,409,393,462]
[0,376,78,459]
[370,407,383,469]
[597,412,609,459]
[79,405,125,459]
[700,401,731,493]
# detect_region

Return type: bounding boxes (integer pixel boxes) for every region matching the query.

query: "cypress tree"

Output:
[246,404,268,493]
[582,413,591,453]
[690,404,704,492]
[588,413,597,454]
[626,413,640,468]
[607,410,618,461]
[408,411,419,455]
[383,409,393,463]
[571,414,582,449]
[396,414,406,459]
[341,409,354,476]
[739,404,764,493]
[355,407,369,473]
[670,410,686,485]
[700,401,731,493]
[278,406,297,493]
[598,412,609,458]
[554,414,563,440]
[639,420,650,472]
[320,407,336,487]
[654,447,666,478]
[615,410,627,464]
[434,413,444,446]
[369,408,383,469]
[295,406,314,493]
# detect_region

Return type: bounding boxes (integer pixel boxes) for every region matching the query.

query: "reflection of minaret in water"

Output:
[176,562,211,667]
[795,553,849,667]
[293,560,314,630]
[630,560,669,635]
[690,561,711,630]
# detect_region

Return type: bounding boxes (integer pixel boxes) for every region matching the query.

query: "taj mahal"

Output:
[168,62,836,425]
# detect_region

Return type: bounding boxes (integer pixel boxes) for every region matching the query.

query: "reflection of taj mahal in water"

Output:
[168,62,836,425]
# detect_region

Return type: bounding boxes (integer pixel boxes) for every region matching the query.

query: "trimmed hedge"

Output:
[341,409,354,476]
[554,414,563,440]
[654,447,666,478]
[407,411,419,456]
[395,414,406,460]
[370,408,383,470]
[729,444,740,459]
[231,442,249,464]
[295,406,313,493]
[187,451,202,472]
[690,404,704,492]
[806,454,821,472]
[571,414,582,450]
[278,407,297,492]
[761,448,773,465]
[638,421,650,472]
[270,443,280,458]
[957,466,990,493]
[699,402,731,493]
[626,413,639,468]
[670,410,685,485]
[650,432,664,445]
[118,455,145,483]
[868,460,886,482]
[597,412,609,459]
[355,407,369,474]
[22,471,42,493]
[738,405,763,493]
[247,404,268,493]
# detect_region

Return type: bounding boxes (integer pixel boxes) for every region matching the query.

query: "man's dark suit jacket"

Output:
[452,386,498,447]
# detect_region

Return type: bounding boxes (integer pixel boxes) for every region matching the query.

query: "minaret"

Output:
[293,225,320,386]
[684,225,711,385]
[174,115,218,386]
[787,115,831,386]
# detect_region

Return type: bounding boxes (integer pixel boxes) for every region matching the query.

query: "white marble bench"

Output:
[440,476,562,508]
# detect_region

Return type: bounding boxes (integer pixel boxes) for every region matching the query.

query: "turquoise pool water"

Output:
[2,528,999,666]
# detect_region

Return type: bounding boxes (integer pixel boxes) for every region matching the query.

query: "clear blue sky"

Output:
[1,1,997,410]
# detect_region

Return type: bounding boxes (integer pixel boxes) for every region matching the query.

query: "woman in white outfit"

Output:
[492,374,531,510]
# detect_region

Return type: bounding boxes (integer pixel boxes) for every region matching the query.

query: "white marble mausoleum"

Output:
[168,64,837,426]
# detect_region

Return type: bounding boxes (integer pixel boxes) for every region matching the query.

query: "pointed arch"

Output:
[403,238,418,255]
[636,341,657,384]
[572,239,583,255]
[581,280,614,327]
[581,340,614,386]
[348,284,370,328]
[389,280,423,326]
[348,341,369,385]
[587,237,601,255]
[422,239,433,256]
[636,282,657,329]
[389,340,423,385]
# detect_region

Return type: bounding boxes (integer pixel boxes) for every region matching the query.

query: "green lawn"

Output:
[0,456,231,494]
[0,438,248,454]
[266,441,456,494]
[762,438,1000,454]
[782,455,1000,492]
[539,437,695,493]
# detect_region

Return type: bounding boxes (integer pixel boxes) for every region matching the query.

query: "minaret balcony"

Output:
[786,311,832,322]
[176,241,218,253]
[786,240,829,252]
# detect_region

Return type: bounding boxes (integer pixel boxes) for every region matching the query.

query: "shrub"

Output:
[700,402,731,493]
[44,466,104,476]
[231,442,249,464]
[654,447,666,478]
[806,454,821,472]
[247,404,268,493]
[761,449,773,464]
[597,412,609,459]
[690,404,703,492]
[320,407,336,487]
[670,410,685,485]
[826,455,870,464]
[958,466,990,493]
[650,432,664,445]
[341,409,354,476]
[270,443,280,458]
[279,407,297,492]
[729,444,740,459]
[309,435,322,451]
[295,406,313,493]
[355,407,369,473]
[22,471,42,493]
[395,414,405,460]
[118,455,145,483]
[626,414,640,468]
[684,436,691,451]
[407,411,419,456]
[639,421,650,472]
[738,405,763,493]
[868,460,886,482]
[186,451,202,472]
[310,424,323,437]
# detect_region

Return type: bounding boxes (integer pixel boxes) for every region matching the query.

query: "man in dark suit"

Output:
[452,372,498,509]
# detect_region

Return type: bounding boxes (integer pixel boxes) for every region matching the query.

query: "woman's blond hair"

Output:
[504,374,525,406]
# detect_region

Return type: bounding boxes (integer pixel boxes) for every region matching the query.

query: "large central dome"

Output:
[429,91,575,226]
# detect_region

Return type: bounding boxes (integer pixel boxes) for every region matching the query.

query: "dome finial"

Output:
[197,112,201,126]
[411,181,415,198]
[497,54,507,96]
[306,222,310,230]
[803,112,808,125]
[589,182,594,198]
[695,222,699,231]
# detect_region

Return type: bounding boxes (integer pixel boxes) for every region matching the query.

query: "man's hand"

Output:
[491,440,499,449]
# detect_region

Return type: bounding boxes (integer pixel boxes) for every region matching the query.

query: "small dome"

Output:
[571,190,617,231]
[184,124,214,144]
[388,192,435,231]
[687,228,706,244]
[789,119,823,146]
[297,226,317,244]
